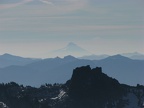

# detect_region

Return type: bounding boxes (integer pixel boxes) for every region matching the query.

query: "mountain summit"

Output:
[51,42,91,57]
[67,42,77,47]
[69,66,123,99]
[0,53,40,68]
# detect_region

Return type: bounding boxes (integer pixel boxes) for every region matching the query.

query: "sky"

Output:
[0,0,144,58]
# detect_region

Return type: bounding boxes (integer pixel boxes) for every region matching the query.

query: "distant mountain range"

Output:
[94,54,144,86]
[121,52,144,60]
[0,43,143,86]
[0,53,41,68]
[80,52,144,60]
[49,42,144,60]
[0,53,143,86]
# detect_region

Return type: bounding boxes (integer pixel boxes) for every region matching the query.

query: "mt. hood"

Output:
[50,42,91,57]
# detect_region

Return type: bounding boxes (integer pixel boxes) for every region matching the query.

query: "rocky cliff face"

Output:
[63,66,144,108]
[0,66,144,108]
[62,66,125,108]
[69,65,123,99]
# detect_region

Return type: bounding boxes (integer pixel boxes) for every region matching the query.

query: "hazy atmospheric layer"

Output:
[0,0,144,58]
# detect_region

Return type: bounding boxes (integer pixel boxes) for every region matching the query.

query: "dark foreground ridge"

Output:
[0,66,144,108]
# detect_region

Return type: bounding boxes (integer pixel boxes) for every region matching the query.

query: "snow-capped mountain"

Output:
[50,42,91,57]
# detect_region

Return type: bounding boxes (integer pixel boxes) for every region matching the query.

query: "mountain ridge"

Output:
[0,66,143,108]
[122,52,144,60]
[79,52,144,60]
[0,54,143,86]
[0,53,41,68]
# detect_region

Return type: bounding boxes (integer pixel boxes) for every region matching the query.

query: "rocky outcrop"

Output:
[0,102,8,108]
[69,66,123,99]
[65,66,125,107]
[0,66,144,108]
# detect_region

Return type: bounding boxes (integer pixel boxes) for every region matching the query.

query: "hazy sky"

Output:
[0,0,144,58]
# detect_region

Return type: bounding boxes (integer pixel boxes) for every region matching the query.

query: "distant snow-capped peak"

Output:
[50,42,91,57]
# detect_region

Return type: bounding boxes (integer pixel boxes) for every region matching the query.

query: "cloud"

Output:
[0,0,33,9]
[39,0,54,5]
[39,0,88,12]
[0,0,88,16]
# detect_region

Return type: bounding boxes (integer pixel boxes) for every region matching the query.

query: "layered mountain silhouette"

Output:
[0,66,143,108]
[122,52,144,60]
[49,42,144,59]
[94,54,144,85]
[0,55,95,86]
[79,52,144,60]
[0,53,40,68]
[0,54,143,86]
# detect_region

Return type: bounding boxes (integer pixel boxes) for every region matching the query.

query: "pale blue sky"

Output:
[0,0,144,58]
